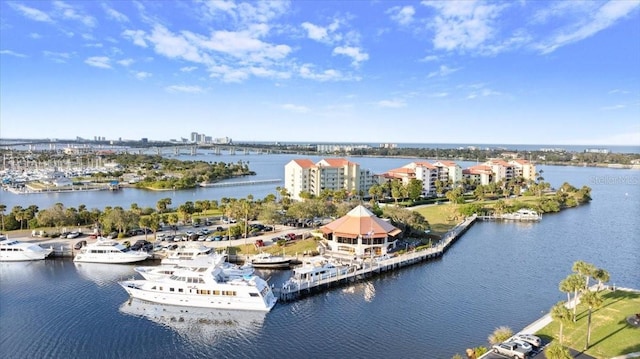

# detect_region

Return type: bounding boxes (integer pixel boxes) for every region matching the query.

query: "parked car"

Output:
[492,341,530,359]
[513,334,542,348]
[74,240,87,250]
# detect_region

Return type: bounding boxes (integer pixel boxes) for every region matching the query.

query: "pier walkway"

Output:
[198,179,282,188]
[277,215,477,301]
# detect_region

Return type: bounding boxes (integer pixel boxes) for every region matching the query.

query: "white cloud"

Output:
[333,46,369,67]
[0,50,27,58]
[85,56,111,69]
[281,103,310,113]
[146,25,211,64]
[103,4,129,22]
[600,104,626,110]
[53,1,96,27]
[377,99,407,108]
[117,58,134,66]
[299,64,346,82]
[428,92,449,98]
[422,0,507,52]
[135,72,152,80]
[9,3,54,23]
[608,89,630,95]
[30,33,42,39]
[421,55,440,62]
[43,51,71,63]
[165,85,204,94]
[467,87,501,99]
[427,65,460,78]
[84,43,103,48]
[388,5,416,26]
[301,19,342,43]
[123,29,148,48]
[535,0,640,54]
[180,66,198,72]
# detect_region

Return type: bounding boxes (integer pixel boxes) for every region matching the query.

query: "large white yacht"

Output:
[0,236,53,261]
[119,265,277,312]
[73,238,150,264]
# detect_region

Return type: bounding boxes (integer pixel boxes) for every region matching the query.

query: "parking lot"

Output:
[483,339,596,359]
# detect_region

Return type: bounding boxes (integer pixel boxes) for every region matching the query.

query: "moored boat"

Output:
[73,237,150,264]
[160,245,217,265]
[248,252,292,269]
[282,257,353,291]
[119,265,277,312]
[0,236,53,261]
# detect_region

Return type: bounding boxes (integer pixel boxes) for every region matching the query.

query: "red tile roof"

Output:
[292,159,315,168]
[321,205,401,238]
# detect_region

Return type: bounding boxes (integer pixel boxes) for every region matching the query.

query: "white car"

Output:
[512,339,532,352]
[514,333,542,348]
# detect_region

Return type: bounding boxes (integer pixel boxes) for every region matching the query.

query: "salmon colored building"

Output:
[320,205,402,257]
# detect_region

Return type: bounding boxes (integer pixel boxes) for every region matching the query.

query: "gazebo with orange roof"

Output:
[320,205,402,257]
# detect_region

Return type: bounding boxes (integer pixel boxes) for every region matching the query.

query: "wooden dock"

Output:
[277,215,478,302]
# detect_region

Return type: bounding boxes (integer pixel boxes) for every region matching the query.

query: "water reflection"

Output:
[341,281,377,302]
[119,298,266,345]
[74,262,137,286]
[0,261,44,282]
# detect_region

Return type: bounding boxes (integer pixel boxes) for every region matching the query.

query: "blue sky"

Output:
[1,0,639,145]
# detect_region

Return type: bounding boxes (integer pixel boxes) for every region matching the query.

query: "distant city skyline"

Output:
[1,1,639,145]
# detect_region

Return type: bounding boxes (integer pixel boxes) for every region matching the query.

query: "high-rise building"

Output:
[284,158,376,201]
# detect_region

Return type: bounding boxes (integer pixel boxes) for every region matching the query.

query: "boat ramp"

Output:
[276,215,477,302]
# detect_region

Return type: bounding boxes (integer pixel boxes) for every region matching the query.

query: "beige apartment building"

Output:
[284,158,376,201]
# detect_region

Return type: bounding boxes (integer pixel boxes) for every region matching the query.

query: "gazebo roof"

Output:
[320,205,401,238]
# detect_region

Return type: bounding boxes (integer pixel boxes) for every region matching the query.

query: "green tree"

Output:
[573,260,596,291]
[582,290,603,350]
[0,204,6,231]
[550,301,572,344]
[406,179,423,201]
[545,341,572,359]
[566,273,586,322]
[156,198,172,213]
[592,268,610,291]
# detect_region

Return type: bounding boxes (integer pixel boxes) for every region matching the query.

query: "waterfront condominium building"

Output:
[432,160,463,186]
[483,159,515,183]
[284,158,376,201]
[509,159,536,181]
[382,161,439,197]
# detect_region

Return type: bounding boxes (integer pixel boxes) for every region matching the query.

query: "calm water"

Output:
[1,156,639,359]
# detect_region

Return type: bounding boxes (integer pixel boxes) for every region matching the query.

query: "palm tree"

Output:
[593,268,610,291]
[545,341,572,359]
[573,260,596,291]
[559,277,572,304]
[0,204,6,232]
[550,301,572,344]
[582,290,603,350]
[488,326,513,345]
[566,273,586,322]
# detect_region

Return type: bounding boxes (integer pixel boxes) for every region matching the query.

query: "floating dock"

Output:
[276,215,477,302]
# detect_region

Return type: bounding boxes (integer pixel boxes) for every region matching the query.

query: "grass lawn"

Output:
[227,237,321,256]
[536,289,640,358]
[413,204,460,236]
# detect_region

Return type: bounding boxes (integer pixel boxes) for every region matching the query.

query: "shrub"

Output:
[488,326,513,345]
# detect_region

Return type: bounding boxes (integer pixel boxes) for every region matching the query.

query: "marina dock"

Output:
[277,215,477,302]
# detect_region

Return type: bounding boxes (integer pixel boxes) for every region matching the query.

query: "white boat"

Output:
[0,236,53,261]
[73,238,150,264]
[119,298,266,345]
[248,252,292,269]
[160,245,216,265]
[282,257,352,291]
[501,208,541,221]
[119,265,277,312]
